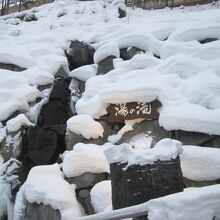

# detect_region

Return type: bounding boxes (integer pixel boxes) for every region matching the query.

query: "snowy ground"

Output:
[0,0,220,219]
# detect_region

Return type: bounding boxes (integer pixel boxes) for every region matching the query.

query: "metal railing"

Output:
[74,202,149,220]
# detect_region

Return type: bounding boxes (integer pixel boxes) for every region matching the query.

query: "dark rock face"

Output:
[119,120,169,146]
[199,38,218,44]
[0,131,23,161]
[170,130,220,148]
[39,101,69,126]
[0,63,26,72]
[120,47,143,60]
[21,127,64,168]
[66,172,109,189]
[54,66,69,80]
[23,203,61,220]
[38,80,71,127]
[97,56,115,75]
[183,177,220,188]
[23,13,37,22]
[65,41,95,71]
[110,157,183,216]
[77,189,95,215]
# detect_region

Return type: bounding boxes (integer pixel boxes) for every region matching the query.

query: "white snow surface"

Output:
[20,164,83,220]
[6,114,34,133]
[0,1,219,135]
[104,138,183,166]
[74,184,220,220]
[180,145,220,181]
[63,143,110,177]
[66,114,104,139]
[147,184,220,220]
[90,180,112,213]
[69,64,97,81]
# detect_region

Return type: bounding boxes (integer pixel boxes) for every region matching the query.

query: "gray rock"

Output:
[54,66,69,80]
[65,41,95,71]
[0,63,26,72]
[0,131,23,161]
[183,177,220,188]
[97,56,115,75]
[22,203,61,220]
[170,130,220,148]
[118,120,170,146]
[120,47,143,60]
[65,172,108,189]
[65,121,113,150]
[77,189,95,215]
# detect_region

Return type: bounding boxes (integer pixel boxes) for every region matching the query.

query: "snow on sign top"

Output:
[104,138,183,167]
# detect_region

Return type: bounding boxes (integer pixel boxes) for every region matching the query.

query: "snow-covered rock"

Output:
[90,180,112,213]
[180,145,220,181]
[67,115,104,139]
[63,143,110,177]
[16,164,84,220]
[6,114,34,133]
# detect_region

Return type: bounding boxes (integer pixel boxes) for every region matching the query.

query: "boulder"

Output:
[120,47,143,60]
[77,189,95,215]
[65,41,95,71]
[118,120,170,147]
[110,157,184,214]
[170,130,220,148]
[38,100,69,126]
[97,56,115,75]
[183,177,220,188]
[21,127,63,170]
[22,203,61,220]
[65,172,109,189]
[54,66,69,80]
[49,80,70,104]
[0,63,26,72]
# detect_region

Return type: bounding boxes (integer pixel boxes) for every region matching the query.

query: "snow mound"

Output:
[104,138,183,166]
[90,180,112,213]
[181,145,220,181]
[69,64,97,81]
[94,41,119,64]
[63,143,110,177]
[66,115,104,139]
[22,164,83,220]
[148,184,220,220]
[6,114,34,133]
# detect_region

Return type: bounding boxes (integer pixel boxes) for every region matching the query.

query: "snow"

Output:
[66,114,104,139]
[93,41,119,64]
[63,143,110,177]
[0,1,219,134]
[180,145,220,181]
[6,114,34,133]
[147,184,220,220]
[75,184,220,220]
[108,119,143,144]
[69,64,97,81]
[18,164,83,220]
[104,138,183,166]
[90,180,112,213]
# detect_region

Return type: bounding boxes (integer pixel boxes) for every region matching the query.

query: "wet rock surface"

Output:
[97,56,115,75]
[110,157,184,212]
[0,63,26,72]
[170,130,220,148]
[120,47,143,60]
[22,203,61,220]
[65,41,95,71]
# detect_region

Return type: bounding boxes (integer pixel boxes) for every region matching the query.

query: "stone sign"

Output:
[102,99,161,122]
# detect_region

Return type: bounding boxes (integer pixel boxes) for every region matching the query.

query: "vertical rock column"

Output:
[105,141,184,220]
